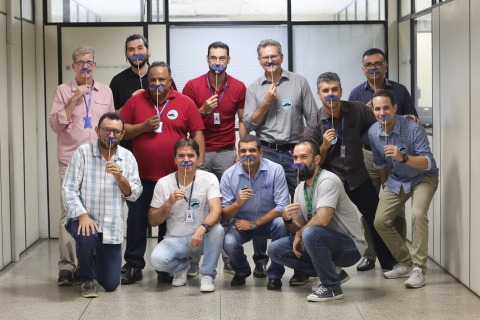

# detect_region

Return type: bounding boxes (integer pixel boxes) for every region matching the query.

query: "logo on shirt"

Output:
[190,198,200,209]
[397,143,407,154]
[167,110,178,120]
[282,98,293,110]
[238,184,249,192]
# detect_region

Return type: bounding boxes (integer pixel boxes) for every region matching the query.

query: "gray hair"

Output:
[316,72,342,90]
[257,39,283,57]
[72,46,95,62]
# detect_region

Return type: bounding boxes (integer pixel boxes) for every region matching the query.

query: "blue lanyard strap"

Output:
[83,84,93,116]
[152,98,170,118]
[205,73,228,111]
[176,173,196,210]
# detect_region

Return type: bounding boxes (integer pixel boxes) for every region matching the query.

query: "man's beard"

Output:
[299,162,316,181]
[129,57,148,69]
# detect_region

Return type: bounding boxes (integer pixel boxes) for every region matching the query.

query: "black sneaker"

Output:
[253,263,267,278]
[157,271,173,283]
[80,281,98,298]
[289,271,309,286]
[57,270,73,286]
[307,285,343,302]
[231,270,252,286]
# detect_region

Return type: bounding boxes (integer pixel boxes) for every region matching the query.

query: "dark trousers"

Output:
[67,220,121,291]
[124,180,166,269]
[344,179,397,270]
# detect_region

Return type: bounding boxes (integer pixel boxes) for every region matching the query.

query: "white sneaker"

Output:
[383,263,412,279]
[200,275,215,292]
[405,267,425,288]
[172,261,190,287]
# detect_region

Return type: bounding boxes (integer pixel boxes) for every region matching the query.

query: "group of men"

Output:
[49,35,438,301]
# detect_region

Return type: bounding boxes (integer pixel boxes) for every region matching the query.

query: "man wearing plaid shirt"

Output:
[63,112,143,298]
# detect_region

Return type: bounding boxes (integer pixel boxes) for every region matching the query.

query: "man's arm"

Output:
[189,197,222,249]
[191,130,205,163]
[122,116,159,140]
[249,83,276,125]
[237,109,247,137]
[149,187,184,227]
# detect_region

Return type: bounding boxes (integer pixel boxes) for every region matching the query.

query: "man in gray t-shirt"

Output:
[269,140,366,302]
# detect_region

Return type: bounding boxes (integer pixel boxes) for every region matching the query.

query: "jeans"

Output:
[150,223,224,278]
[124,180,166,269]
[261,147,296,201]
[66,220,121,291]
[345,179,397,270]
[268,226,361,290]
[223,217,288,279]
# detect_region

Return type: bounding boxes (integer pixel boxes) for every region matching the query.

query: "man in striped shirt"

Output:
[63,112,143,298]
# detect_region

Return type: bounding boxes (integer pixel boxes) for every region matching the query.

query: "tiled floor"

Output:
[1,239,479,320]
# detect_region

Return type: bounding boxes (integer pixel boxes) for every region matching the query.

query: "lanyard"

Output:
[176,173,196,209]
[205,73,228,111]
[303,170,321,220]
[83,85,93,116]
[152,98,170,118]
[325,113,344,143]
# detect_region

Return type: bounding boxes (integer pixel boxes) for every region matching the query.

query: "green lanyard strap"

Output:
[303,170,321,220]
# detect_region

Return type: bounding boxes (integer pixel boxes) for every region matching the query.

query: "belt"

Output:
[363,144,372,151]
[219,144,235,151]
[260,140,295,152]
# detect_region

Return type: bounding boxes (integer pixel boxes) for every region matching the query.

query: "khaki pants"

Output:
[58,162,76,272]
[374,176,438,273]
[362,149,406,261]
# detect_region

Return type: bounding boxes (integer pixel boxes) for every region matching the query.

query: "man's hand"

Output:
[106,161,122,179]
[383,144,403,161]
[235,188,253,207]
[131,88,145,96]
[292,232,304,258]
[77,213,98,236]
[404,114,420,124]
[202,94,218,114]
[263,83,277,106]
[322,128,337,149]
[283,203,300,221]
[75,84,91,98]
[143,115,160,132]
[235,219,254,231]
[167,189,185,206]
[189,225,206,249]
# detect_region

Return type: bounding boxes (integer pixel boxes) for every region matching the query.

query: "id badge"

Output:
[340,145,346,158]
[213,112,220,125]
[185,209,194,223]
[83,116,92,129]
[154,121,163,133]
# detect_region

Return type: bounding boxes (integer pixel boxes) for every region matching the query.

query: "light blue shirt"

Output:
[368,116,439,194]
[63,141,143,244]
[220,157,289,221]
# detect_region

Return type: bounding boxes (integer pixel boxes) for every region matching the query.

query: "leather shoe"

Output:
[157,271,173,283]
[267,278,282,290]
[356,257,375,271]
[253,263,267,278]
[231,270,252,286]
[289,271,309,286]
[121,267,142,285]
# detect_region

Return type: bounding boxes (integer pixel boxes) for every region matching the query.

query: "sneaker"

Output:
[307,285,344,302]
[72,266,81,285]
[80,281,98,298]
[405,267,425,288]
[289,271,310,286]
[172,261,190,287]
[311,268,350,292]
[223,263,235,275]
[200,275,215,292]
[188,261,199,278]
[383,263,413,279]
[57,270,73,286]
[157,271,174,283]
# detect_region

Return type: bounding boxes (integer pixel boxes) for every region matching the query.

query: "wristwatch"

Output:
[401,154,409,163]
[201,223,211,233]
[250,220,257,230]
[197,162,206,170]
[283,217,293,224]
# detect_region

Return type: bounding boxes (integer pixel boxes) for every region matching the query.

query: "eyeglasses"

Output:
[259,54,281,62]
[363,61,385,69]
[74,60,95,67]
[208,56,228,62]
[100,127,123,136]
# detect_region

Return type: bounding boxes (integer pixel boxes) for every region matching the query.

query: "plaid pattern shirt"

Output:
[63,141,142,244]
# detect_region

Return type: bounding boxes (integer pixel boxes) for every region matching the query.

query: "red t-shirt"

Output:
[183,73,245,152]
[121,89,204,181]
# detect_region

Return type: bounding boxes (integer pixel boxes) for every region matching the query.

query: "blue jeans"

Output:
[268,227,361,290]
[124,180,167,269]
[223,217,288,278]
[150,223,224,278]
[66,220,121,291]
[262,147,296,201]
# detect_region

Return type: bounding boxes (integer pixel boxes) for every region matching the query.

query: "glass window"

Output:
[415,0,432,13]
[293,24,385,106]
[21,0,33,21]
[292,0,384,21]
[367,0,382,20]
[46,0,147,23]
[414,13,433,126]
[152,0,165,22]
[356,0,367,20]
[168,0,287,22]
[400,0,411,17]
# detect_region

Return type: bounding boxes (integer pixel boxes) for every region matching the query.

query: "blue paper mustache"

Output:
[265,62,277,67]
[368,69,380,74]
[380,115,391,120]
[240,156,255,161]
[104,137,118,142]
[81,68,92,73]
[325,95,338,101]
[291,163,305,169]
[180,161,193,167]
[131,54,145,61]
[210,64,226,72]
[149,85,165,91]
